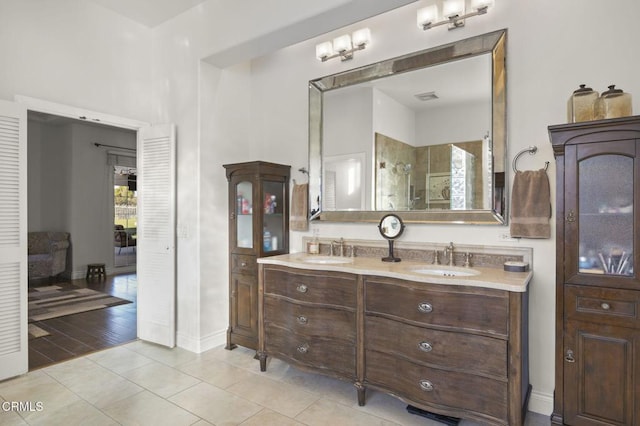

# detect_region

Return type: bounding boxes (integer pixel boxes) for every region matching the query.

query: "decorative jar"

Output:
[595,85,632,119]
[567,84,598,123]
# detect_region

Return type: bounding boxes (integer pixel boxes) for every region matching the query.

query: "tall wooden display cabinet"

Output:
[549,116,640,425]
[224,161,290,351]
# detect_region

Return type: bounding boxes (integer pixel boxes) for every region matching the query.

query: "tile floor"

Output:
[1,341,551,425]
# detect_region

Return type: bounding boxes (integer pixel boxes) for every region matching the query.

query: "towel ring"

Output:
[512,146,550,173]
[293,167,309,185]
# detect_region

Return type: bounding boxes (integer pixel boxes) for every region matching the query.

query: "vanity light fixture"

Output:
[417,0,494,31]
[315,28,371,62]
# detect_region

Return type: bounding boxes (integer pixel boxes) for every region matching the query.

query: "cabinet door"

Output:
[564,140,639,289]
[231,178,254,252]
[563,320,639,425]
[261,179,287,254]
[229,273,258,345]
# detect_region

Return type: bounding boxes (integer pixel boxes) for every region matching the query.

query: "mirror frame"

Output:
[308,29,507,224]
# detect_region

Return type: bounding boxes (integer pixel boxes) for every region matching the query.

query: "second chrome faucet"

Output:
[444,242,455,266]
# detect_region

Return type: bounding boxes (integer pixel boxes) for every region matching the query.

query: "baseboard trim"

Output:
[177,329,226,354]
[528,389,553,416]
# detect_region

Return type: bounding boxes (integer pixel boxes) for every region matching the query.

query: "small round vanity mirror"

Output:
[378,214,405,262]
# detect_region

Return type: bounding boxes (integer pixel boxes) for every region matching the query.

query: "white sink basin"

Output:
[410,265,480,277]
[302,256,353,265]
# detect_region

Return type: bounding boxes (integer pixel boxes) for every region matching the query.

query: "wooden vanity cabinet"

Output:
[259,265,530,425]
[258,266,358,378]
[363,276,529,425]
[549,117,640,425]
[224,161,290,351]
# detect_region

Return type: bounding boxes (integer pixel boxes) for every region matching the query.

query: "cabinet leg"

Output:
[355,382,366,406]
[225,328,236,350]
[258,351,267,372]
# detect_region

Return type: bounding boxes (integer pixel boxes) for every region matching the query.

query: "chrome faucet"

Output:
[331,238,345,257]
[444,242,455,266]
[432,249,440,265]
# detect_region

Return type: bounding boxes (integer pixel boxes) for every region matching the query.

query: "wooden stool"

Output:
[86,263,106,280]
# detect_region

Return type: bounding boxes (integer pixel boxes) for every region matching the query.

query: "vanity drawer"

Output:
[365,315,506,378]
[231,254,257,275]
[265,327,356,378]
[365,350,507,423]
[565,284,640,328]
[264,296,356,341]
[364,277,509,336]
[263,267,357,307]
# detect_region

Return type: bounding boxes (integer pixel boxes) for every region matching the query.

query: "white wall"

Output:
[28,120,71,233]
[416,101,489,146]
[0,0,153,121]
[373,89,416,147]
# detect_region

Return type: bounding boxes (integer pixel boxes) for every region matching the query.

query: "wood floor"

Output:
[28,273,138,371]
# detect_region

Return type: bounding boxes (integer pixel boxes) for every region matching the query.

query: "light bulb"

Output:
[351,28,370,47]
[417,5,438,28]
[333,34,352,53]
[315,41,333,60]
[442,0,465,18]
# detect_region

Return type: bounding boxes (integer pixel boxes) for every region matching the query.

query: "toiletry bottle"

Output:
[263,228,272,251]
[308,229,320,254]
[242,197,249,214]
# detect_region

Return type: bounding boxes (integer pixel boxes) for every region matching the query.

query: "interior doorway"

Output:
[19,94,177,356]
[26,110,139,369]
[114,165,138,269]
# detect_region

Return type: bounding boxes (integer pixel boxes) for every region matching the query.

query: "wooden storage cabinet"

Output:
[259,265,529,425]
[549,116,640,425]
[259,266,357,378]
[224,161,290,351]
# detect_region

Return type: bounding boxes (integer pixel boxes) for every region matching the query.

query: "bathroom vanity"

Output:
[257,246,532,425]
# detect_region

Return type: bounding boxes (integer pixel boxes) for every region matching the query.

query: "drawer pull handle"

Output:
[297,315,308,325]
[297,344,309,354]
[601,302,611,310]
[565,349,575,363]
[419,380,434,392]
[296,284,308,293]
[418,341,433,352]
[240,262,247,267]
[418,302,433,313]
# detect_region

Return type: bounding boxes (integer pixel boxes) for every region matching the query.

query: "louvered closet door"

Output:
[137,124,176,347]
[0,100,27,381]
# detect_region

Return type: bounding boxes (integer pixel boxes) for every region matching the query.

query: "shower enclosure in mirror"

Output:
[308,29,507,224]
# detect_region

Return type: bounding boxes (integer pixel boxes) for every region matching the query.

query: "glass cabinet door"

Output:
[235,180,253,249]
[577,152,634,277]
[261,180,285,253]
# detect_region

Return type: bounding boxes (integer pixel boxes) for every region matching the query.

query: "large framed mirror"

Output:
[308,29,507,224]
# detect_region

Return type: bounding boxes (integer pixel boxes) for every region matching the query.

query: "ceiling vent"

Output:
[414,91,439,101]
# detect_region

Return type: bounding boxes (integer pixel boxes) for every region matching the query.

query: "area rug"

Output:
[28,285,132,322]
[28,323,51,339]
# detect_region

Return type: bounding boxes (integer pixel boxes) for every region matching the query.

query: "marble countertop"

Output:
[258,252,532,293]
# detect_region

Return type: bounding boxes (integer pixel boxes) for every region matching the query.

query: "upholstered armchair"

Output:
[27,232,70,282]
[114,225,136,253]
